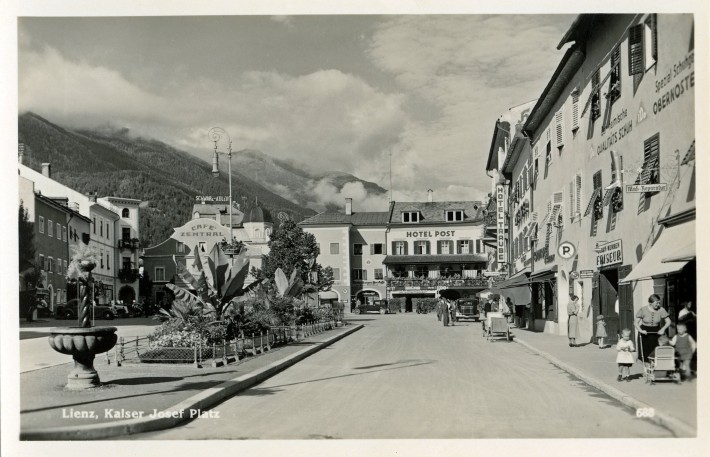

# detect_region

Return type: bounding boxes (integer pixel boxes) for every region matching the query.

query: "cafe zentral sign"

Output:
[596,240,623,268]
[171,218,231,249]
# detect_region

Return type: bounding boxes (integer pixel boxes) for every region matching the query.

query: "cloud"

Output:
[366,15,571,201]
[18,15,572,211]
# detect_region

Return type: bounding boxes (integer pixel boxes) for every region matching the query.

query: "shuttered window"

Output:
[642,134,660,185]
[628,23,645,75]
[609,46,622,103]
[392,241,408,255]
[555,109,564,148]
[645,14,658,70]
[571,89,580,131]
[591,71,601,121]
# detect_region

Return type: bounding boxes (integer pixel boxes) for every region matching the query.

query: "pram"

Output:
[481,312,511,342]
[642,344,681,384]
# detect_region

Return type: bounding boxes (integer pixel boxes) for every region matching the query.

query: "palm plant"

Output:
[165,243,252,321]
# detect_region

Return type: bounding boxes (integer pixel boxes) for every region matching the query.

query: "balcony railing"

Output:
[118,238,140,250]
[117,268,140,284]
[385,277,493,289]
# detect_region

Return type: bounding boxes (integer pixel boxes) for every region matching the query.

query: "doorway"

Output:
[596,269,620,344]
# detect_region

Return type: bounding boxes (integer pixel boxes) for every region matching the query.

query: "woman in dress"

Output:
[567,294,581,347]
[634,294,671,365]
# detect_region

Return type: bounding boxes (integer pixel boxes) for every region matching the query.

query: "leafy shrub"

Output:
[413,298,438,313]
[389,297,405,312]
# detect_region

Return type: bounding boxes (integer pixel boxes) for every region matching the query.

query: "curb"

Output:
[513,337,696,438]
[21,324,364,440]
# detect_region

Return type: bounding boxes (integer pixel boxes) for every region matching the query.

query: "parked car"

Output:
[55,299,118,320]
[455,298,480,322]
[353,299,390,315]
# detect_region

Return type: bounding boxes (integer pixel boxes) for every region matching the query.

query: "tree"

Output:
[251,219,320,285]
[18,201,36,275]
[316,265,335,292]
[139,269,154,301]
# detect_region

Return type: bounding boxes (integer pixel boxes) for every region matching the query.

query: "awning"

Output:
[529,265,558,282]
[499,285,532,306]
[382,254,487,265]
[620,220,695,284]
[497,268,530,289]
[318,290,339,300]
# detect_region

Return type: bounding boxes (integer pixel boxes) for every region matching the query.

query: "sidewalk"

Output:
[20,324,362,440]
[512,328,696,436]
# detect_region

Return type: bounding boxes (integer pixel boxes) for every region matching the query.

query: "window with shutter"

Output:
[645,14,657,70]
[635,133,661,201]
[609,46,622,103]
[628,23,645,75]
[575,174,582,218]
[571,89,580,131]
[555,109,564,148]
[591,70,601,121]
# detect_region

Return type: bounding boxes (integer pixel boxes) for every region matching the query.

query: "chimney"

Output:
[18,143,24,164]
[41,163,51,178]
[88,192,97,203]
[345,198,353,215]
[427,189,434,203]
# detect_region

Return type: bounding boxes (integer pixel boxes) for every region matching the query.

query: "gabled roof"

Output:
[299,211,389,227]
[390,201,485,224]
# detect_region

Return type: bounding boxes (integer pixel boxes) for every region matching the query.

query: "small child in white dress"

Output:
[616,328,635,382]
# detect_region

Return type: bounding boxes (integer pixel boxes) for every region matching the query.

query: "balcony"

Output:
[385,276,492,290]
[118,238,140,250]
[117,268,140,284]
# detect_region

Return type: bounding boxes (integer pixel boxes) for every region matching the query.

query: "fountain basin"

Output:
[48,326,118,390]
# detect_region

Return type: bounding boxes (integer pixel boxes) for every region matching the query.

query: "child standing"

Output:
[616,328,635,382]
[671,323,697,380]
[596,315,608,348]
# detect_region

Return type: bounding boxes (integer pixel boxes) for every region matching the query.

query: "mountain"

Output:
[232,149,388,209]
[17,112,316,248]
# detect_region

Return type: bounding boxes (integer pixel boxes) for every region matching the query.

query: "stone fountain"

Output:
[48,258,117,389]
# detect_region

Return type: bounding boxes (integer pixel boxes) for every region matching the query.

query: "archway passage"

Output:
[119,285,136,303]
[355,290,381,304]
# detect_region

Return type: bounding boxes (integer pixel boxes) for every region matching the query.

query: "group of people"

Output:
[436,298,457,326]
[568,293,697,382]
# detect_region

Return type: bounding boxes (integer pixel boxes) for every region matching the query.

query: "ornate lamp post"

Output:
[209,127,234,242]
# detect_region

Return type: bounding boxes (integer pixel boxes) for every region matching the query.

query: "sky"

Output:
[18,14,576,211]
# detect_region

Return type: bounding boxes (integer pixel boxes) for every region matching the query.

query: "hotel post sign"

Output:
[496,184,506,264]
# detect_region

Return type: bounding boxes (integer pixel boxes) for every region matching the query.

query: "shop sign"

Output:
[195,195,230,203]
[405,230,456,238]
[170,217,231,250]
[625,183,668,193]
[579,270,595,279]
[595,240,623,268]
[496,184,506,264]
[652,51,694,116]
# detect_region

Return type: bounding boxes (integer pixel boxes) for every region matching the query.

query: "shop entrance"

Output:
[595,269,620,344]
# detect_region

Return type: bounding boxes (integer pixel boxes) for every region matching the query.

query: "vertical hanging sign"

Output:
[496,184,507,264]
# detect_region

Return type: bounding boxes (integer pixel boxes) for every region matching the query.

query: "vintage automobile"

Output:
[455,298,480,322]
[353,299,390,315]
[55,299,119,320]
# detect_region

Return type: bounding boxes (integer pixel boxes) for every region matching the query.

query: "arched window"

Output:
[122,208,130,218]
[254,228,261,239]
[265,228,271,238]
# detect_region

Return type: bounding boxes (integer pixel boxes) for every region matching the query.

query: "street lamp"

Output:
[209,127,234,242]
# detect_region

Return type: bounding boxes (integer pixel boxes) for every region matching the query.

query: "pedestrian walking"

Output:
[442,301,450,327]
[596,315,608,348]
[448,300,456,326]
[677,301,696,339]
[616,328,635,382]
[670,323,696,380]
[567,294,581,347]
[634,294,671,366]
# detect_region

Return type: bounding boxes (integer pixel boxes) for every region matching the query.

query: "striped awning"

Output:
[680,140,695,166]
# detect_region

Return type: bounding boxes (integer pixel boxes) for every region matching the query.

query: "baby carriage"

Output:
[642,345,681,384]
[481,312,511,342]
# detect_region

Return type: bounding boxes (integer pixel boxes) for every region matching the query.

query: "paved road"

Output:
[131,313,672,439]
